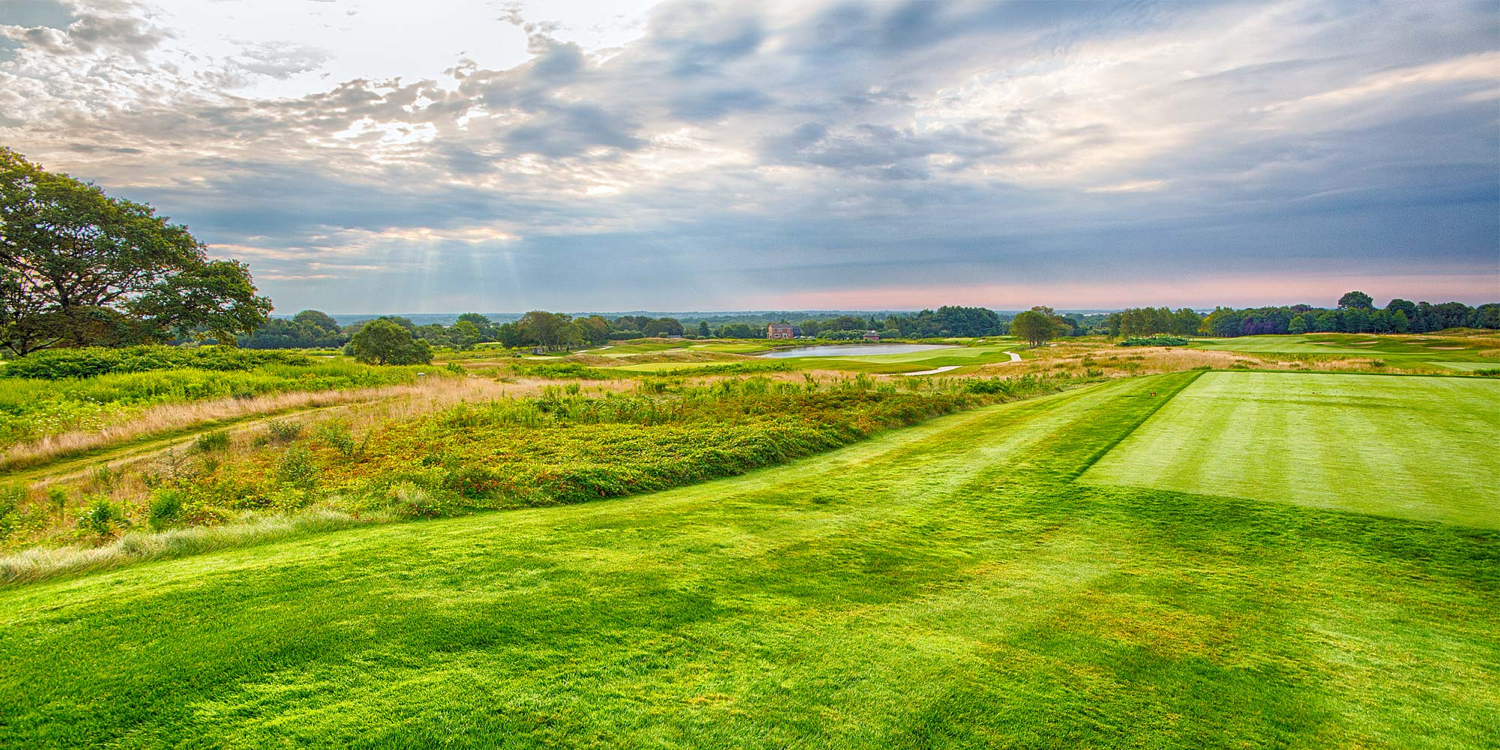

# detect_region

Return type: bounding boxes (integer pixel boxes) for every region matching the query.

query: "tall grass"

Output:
[0,509,368,585]
[0,362,450,449]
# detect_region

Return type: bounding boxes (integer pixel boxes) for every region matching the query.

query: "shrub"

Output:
[444,465,499,499]
[195,430,231,453]
[89,464,119,493]
[148,489,184,530]
[2,345,313,379]
[46,486,69,515]
[314,421,362,459]
[266,419,303,445]
[276,445,320,489]
[76,498,122,538]
[386,481,455,519]
[0,484,24,539]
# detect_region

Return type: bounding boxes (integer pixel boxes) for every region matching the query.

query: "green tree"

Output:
[517,311,571,349]
[1338,291,1374,310]
[697,320,711,338]
[1010,307,1066,347]
[0,148,271,355]
[347,319,432,365]
[450,320,481,350]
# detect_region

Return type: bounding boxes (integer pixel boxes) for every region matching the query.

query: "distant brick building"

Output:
[863,330,881,341]
[767,323,796,339]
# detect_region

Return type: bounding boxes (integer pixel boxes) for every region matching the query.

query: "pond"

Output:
[756,344,959,359]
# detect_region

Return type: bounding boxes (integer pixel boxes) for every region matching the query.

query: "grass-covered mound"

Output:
[1,372,1494,747]
[1118,336,1190,347]
[17,375,1069,550]
[0,345,318,379]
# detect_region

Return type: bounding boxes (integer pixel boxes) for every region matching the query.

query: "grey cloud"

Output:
[3,0,1496,311]
[230,41,333,79]
[1,7,168,59]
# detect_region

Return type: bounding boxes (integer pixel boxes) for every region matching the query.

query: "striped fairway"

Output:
[1080,372,1500,528]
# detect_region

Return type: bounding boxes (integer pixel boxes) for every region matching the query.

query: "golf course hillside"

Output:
[2,371,1495,748]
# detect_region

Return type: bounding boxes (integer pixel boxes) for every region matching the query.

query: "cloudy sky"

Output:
[2,0,1497,313]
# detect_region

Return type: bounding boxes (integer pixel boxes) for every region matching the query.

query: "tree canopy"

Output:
[1011,306,1069,347]
[347,319,432,365]
[0,148,271,355]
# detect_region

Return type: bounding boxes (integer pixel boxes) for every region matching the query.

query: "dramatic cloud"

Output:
[1,0,1496,312]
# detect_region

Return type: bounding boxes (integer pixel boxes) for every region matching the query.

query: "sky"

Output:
[1,0,1497,313]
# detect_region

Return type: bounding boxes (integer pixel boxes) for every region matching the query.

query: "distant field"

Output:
[774,343,1022,374]
[1082,372,1500,528]
[609,360,734,371]
[1191,333,1500,370]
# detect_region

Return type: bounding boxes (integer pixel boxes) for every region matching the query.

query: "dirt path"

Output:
[4,376,633,486]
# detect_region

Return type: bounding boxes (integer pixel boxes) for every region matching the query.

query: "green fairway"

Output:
[775,343,1022,373]
[1082,372,1500,528]
[2,372,1497,748]
[1191,333,1500,369]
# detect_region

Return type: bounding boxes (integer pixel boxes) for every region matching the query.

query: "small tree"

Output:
[1338,291,1374,310]
[1011,308,1066,347]
[348,319,432,365]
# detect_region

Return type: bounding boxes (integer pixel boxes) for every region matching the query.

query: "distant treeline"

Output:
[1106,292,1499,338]
[240,306,1016,350]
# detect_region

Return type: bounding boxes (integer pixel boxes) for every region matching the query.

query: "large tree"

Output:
[0,148,270,355]
[347,319,432,365]
[1338,291,1375,310]
[1010,306,1068,347]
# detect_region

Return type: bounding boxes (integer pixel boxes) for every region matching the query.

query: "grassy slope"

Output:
[1080,372,1500,528]
[1,372,1497,748]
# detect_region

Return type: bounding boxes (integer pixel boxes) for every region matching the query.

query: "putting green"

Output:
[1080,372,1500,528]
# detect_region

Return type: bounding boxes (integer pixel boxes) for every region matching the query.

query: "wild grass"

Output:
[0,361,449,449]
[0,509,368,585]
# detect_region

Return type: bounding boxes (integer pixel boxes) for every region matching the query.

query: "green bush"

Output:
[266,419,303,445]
[2,346,314,380]
[148,489,184,530]
[76,498,122,538]
[195,430,231,453]
[276,445,320,489]
[386,482,455,519]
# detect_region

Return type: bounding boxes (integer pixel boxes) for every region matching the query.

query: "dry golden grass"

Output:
[1,375,634,475]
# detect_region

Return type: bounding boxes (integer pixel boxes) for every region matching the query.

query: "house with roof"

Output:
[767,322,796,339]
[863,330,881,341]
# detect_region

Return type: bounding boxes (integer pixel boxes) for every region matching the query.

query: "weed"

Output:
[46,486,69,516]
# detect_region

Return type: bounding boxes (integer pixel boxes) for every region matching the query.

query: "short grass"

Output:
[1191,332,1500,370]
[2,372,1496,748]
[775,343,1022,374]
[1081,372,1500,528]
[609,360,732,371]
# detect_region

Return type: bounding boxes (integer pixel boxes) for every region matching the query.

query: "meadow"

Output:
[0,354,449,450]
[1,372,1495,748]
